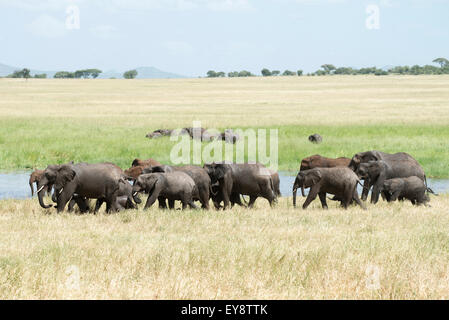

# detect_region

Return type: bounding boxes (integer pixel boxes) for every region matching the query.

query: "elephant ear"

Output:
[308,170,322,185]
[58,165,76,184]
[214,164,229,180]
[151,165,166,173]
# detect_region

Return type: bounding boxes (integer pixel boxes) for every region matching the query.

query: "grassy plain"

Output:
[1,197,449,299]
[1,76,449,299]
[0,76,448,176]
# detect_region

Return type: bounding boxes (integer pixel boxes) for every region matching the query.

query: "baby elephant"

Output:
[132,172,198,210]
[382,176,433,206]
[293,167,365,210]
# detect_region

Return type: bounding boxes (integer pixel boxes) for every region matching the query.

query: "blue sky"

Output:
[0,0,448,76]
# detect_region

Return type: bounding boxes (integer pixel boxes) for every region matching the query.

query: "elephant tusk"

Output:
[133,192,138,197]
[37,185,45,194]
[59,188,64,195]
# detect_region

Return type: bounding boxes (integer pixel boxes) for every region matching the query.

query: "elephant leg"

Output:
[361,179,371,201]
[67,198,76,212]
[75,197,90,214]
[389,190,401,202]
[318,192,328,209]
[158,197,168,209]
[302,186,319,209]
[144,187,161,210]
[199,186,210,210]
[353,190,367,210]
[95,198,104,213]
[168,199,175,209]
[246,196,258,208]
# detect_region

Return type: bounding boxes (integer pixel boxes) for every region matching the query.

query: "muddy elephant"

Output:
[131,158,161,168]
[382,176,434,206]
[203,162,277,209]
[143,164,211,210]
[37,162,128,213]
[293,167,365,210]
[132,172,198,210]
[356,160,427,204]
[300,155,351,171]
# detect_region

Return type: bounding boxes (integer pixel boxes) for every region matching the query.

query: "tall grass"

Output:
[1,196,448,299]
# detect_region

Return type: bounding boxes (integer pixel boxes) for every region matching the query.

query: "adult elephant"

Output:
[292,167,365,210]
[349,150,425,201]
[203,162,277,209]
[143,165,211,210]
[300,155,351,171]
[36,162,127,213]
[355,159,426,204]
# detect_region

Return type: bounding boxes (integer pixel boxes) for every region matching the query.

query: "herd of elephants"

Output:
[27,148,436,213]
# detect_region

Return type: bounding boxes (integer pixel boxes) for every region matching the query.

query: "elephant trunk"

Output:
[37,183,52,209]
[301,185,305,197]
[30,181,34,196]
[293,186,297,207]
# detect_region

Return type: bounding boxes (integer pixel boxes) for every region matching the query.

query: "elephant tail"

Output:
[424,175,438,196]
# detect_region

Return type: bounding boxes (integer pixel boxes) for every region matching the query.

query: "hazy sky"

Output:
[1,0,448,76]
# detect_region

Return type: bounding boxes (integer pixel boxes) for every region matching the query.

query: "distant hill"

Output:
[0,63,186,79]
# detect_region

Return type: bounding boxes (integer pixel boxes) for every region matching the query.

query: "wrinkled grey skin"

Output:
[203,162,277,209]
[210,182,246,210]
[144,165,211,210]
[37,162,125,213]
[308,133,322,144]
[94,179,140,212]
[348,150,425,201]
[132,172,198,210]
[355,159,426,204]
[293,167,365,210]
[382,176,434,206]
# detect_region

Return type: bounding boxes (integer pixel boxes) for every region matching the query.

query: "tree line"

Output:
[3,68,139,79]
[206,57,449,77]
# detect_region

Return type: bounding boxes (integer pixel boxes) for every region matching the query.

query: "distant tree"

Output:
[297,70,303,76]
[433,57,449,68]
[321,64,336,74]
[315,70,326,76]
[216,71,226,77]
[271,70,280,76]
[238,70,253,77]
[123,69,138,79]
[22,68,31,80]
[227,71,239,77]
[8,68,31,78]
[282,70,295,76]
[261,68,272,76]
[34,73,47,78]
[206,70,218,78]
[87,69,102,78]
[54,71,74,79]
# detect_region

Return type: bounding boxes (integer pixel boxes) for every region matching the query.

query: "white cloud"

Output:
[27,14,67,38]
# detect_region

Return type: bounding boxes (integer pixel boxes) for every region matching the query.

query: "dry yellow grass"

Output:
[1,196,448,299]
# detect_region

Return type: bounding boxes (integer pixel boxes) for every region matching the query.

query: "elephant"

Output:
[29,169,46,196]
[36,162,127,213]
[146,129,172,139]
[220,129,240,144]
[381,176,434,206]
[300,154,351,172]
[348,150,424,201]
[124,165,149,180]
[143,164,211,209]
[308,134,322,144]
[292,167,365,210]
[131,158,162,168]
[355,160,426,204]
[210,182,247,210]
[94,178,139,212]
[203,162,277,209]
[132,172,198,210]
